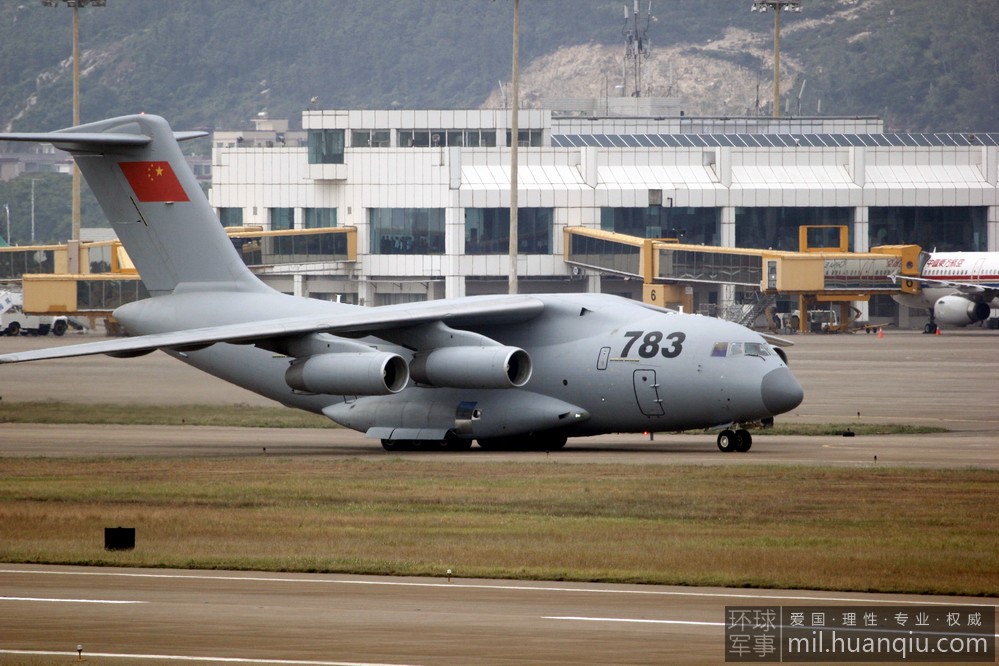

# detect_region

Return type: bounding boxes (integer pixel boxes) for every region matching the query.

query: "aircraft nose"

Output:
[761,367,804,415]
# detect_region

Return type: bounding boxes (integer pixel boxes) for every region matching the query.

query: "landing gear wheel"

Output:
[534,434,567,450]
[923,322,938,334]
[383,435,473,452]
[717,429,738,452]
[734,429,753,452]
[477,432,567,451]
[381,439,419,451]
[477,436,519,451]
[436,433,473,451]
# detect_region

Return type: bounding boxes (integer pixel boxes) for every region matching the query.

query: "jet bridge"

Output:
[9,226,357,331]
[564,226,920,332]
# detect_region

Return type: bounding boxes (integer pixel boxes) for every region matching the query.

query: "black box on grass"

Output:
[104,527,135,551]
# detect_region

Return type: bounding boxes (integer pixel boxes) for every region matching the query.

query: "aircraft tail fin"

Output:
[0,114,268,296]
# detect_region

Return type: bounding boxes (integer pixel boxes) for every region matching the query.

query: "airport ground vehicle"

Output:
[787,308,839,333]
[0,291,70,336]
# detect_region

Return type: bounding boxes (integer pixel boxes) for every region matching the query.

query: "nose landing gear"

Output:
[717,428,753,452]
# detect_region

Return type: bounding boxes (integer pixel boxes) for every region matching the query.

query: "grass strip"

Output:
[1,457,995,596]
[0,401,945,435]
[762,423,946,436]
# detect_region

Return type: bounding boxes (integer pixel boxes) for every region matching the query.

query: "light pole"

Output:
[751,0,801,118]
[508,0,519,295]
[40,0,106,242]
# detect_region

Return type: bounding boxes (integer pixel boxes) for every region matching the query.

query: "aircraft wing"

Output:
[891,274,999,300]
[0,295,545,364]
[759,333,794,347]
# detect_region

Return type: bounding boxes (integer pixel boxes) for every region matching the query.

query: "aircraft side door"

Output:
[632,368,665,416]
[972,256,986,279]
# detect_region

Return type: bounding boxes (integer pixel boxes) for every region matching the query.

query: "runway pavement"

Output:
[1,422,998,468]
[1,329,997,663]
[0,564,994,666]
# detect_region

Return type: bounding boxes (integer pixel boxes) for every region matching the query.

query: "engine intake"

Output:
[409,346,532,389]
[285,352,409,395]
[933,296,991,327]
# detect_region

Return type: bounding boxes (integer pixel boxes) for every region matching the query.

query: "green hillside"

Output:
[0,0,995,245]
[1,0,995,134]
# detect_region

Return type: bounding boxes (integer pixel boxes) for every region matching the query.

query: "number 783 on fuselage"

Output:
[310,296,804,452]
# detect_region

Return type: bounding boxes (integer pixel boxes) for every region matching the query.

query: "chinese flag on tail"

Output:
[119,161,189,202]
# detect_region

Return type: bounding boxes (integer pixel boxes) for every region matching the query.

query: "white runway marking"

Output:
[545,617,999,637]
[0,650,415,666]
[0,596,145,604]
[0,568,988,607]
[546,616,723,627]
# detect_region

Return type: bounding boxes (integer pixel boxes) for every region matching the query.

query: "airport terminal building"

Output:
[209,107,999,321]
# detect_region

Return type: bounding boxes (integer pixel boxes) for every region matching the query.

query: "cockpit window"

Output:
[711,342,772,358]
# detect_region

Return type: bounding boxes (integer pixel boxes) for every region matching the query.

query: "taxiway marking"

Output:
[0,596,145,604]
[0,651,412,666]
[546,616,723,626]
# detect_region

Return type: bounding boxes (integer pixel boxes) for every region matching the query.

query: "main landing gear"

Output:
[717,428,753,453]
[477,432,568,452]
[381,431,569,452]
[381,433,473,452]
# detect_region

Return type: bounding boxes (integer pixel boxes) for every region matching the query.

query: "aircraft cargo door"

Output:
[633,369,665,416]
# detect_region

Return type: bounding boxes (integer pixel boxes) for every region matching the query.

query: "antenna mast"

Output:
[623,1,652,97]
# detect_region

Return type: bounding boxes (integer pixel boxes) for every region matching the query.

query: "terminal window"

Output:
[269,208,294,231]
[369,208,444,255]
[465,208,552,255]
[601,207,719,245]
[304,208,337,229]
[308,129,345,164]
[219,207,244,227]
[868,206,986,252]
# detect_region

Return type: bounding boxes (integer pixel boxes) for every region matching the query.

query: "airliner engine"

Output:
[285,352,409,395]
[409,346,532,389]
[933,296,991,326]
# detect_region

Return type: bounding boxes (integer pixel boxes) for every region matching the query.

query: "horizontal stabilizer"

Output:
[0,131,150,148]
[0,130,205,149]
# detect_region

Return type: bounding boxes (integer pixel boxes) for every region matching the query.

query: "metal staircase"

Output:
[725,293,778,329]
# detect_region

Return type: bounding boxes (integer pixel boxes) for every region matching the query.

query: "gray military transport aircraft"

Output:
[0,114,803,452]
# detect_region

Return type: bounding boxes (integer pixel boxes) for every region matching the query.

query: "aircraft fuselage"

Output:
[139,292,801,442]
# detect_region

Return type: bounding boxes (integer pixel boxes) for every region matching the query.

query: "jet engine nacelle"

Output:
[933,296,991,327]
[409,346,532,389]
[285,352,409,395]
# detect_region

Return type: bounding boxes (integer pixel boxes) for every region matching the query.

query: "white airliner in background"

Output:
[892,251,999,333]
